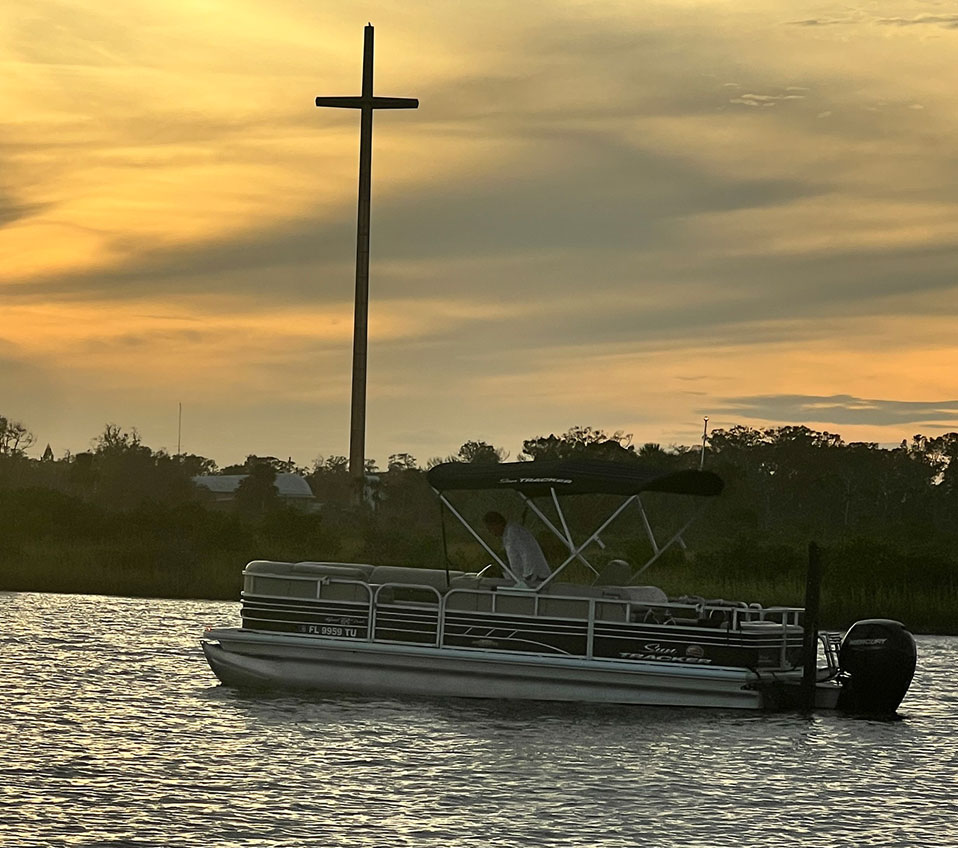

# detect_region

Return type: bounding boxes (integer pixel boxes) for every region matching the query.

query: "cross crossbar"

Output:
[315,96,419,110]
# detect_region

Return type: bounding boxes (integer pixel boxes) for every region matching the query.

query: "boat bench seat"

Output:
[242,561,669,625]
[294,561,376,578]
[245,560,295,575]
[244,561,377,601]
[245,560,375,577]
[370,566,468,605]
[369,566,466,589]
[617,586,669,604]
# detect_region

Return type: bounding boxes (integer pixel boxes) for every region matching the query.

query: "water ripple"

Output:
[1,592,956,847]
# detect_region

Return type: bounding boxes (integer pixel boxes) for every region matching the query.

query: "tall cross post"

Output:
[315,24,418,484]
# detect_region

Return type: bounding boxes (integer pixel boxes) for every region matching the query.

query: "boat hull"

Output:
[202,628,786,709]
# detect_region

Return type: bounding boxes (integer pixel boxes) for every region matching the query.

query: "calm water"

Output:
[2,592,957,848]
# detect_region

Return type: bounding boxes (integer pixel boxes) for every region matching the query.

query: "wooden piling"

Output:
[801,541,823,710]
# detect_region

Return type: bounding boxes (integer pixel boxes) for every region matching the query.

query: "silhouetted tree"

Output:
[456,440,507,464]
[175,453,218,477]
[387,453,419,472]
[320,455,348,474]
[0,415,35,457]
[221,455,300,475]
[520,426,636,462]
[922,433,958,498]
[306,455,352,505]
[86,424,198,509]
[234,462,279,514]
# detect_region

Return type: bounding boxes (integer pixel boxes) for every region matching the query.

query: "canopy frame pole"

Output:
[636,495,660,555]
[438,497,451,588]
[550,488,574,550]
[541,495,639,589]
[433,490,519,584]
[629,500,711,580]
[516,491,600,578]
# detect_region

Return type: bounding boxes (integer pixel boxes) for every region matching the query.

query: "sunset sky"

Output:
[3,0,958,467]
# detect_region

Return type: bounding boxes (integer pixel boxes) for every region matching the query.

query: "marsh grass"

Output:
[3,541,242,600]
[817,583,958,635]
[2,517,955,633]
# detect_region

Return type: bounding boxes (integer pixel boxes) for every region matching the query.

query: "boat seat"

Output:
[705,598,749,609]
[244,562,381,602]
[617,586,668,604]
[541,582,607,598]
[244,560,296,575]
[243,561,310,598]
[369,566,467,605]
[369,566,465,590]
[244,560,376,578]
[700,608,732,627]
[592,559,632,586]
[671,594,705,606]
[293,562,375,578]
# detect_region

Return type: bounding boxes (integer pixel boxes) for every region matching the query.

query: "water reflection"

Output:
[1,592,956,847]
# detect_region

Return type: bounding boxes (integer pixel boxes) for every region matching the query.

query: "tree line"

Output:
[1,416,956,631]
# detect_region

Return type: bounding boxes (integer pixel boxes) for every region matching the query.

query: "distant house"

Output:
[193,473,317,509]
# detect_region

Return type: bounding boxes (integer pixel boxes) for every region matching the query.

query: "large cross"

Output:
[316,24,419,483]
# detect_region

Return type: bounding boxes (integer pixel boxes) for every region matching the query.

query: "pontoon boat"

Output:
[201,460,916,712]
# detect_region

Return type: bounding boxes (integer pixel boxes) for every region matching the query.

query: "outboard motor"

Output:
[837,619,917,715]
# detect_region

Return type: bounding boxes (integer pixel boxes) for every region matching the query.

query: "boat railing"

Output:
[241,566,805,667]
[818,630,843,678]
[244,571,804,625]
[265,576,805,663]
[244,562,804,623]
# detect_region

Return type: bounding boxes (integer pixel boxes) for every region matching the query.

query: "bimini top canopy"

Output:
[426,459,723,498]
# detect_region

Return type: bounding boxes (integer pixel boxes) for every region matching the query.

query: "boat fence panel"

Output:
[372,583,442,645]
[494,591,537,616]
[244,561,377,601]
[538,596,591,619]
[444,589,495,612]
[319,578,371,602]
[245,575,317,598]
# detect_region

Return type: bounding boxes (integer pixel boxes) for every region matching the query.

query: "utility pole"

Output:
[699,416,709,470]
[315,24,418,484]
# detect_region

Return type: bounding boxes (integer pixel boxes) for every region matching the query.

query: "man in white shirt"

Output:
[482,511,552,588]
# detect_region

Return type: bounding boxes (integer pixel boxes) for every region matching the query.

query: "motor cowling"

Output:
[837,619,917,715]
